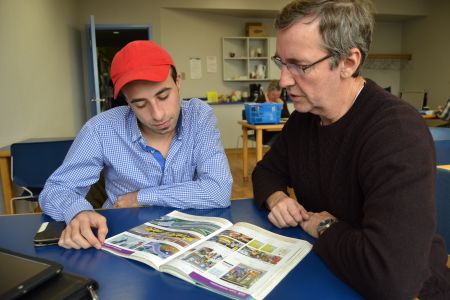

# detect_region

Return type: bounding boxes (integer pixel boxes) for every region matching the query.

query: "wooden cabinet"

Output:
[222,37,280,82]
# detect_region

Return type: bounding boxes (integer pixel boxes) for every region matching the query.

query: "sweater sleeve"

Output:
[314,107,437,300]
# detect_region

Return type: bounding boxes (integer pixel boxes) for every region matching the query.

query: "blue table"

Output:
[0,200,362,299]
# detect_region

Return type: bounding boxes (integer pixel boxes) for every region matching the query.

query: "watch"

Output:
[317,218,338,237]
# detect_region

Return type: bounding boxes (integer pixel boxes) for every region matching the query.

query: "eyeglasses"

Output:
[271,54,332,77]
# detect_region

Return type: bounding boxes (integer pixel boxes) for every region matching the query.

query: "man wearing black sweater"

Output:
[253,1,450,299]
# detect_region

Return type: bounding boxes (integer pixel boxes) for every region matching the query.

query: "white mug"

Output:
[256,48,263,57]
[255,64,266,79]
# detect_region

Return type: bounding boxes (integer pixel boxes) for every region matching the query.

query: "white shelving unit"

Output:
[222,37,280,82]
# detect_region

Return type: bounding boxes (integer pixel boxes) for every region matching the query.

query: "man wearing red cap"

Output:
[39,41,233,250]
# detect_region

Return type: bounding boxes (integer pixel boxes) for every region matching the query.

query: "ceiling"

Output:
[173,7,424,22]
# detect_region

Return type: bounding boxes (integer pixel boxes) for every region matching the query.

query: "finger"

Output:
[79,222,102,249]
[276,201,300,227]
[58,229,71,249]
[290,203,310,222]
[268,212,283,228]
[62,225,81,249]
[269,209,288,228]
[94,217,108,245]
[283,206,302,226]
[299,206,310,220]
[272,196,303,225]
[68,223,93,249]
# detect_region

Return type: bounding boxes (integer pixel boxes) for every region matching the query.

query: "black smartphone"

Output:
[33,221,66,246]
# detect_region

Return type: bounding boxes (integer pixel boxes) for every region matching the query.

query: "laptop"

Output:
[0,248,63,299]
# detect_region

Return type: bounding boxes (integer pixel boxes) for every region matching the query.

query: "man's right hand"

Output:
[59,211,108,250]
[266,191,310,228]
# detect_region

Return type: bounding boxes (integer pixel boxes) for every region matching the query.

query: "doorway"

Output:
[86,21,152,117]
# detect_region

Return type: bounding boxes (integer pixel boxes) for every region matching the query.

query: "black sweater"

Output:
[252,79,450,299]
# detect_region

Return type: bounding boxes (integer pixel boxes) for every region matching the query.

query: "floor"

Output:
[226,147,264,200]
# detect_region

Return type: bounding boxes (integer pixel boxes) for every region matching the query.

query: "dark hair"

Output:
[170,65,178,83]
[275,0,375,77]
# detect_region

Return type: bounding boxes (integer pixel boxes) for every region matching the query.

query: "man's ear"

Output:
[341,48,362,78]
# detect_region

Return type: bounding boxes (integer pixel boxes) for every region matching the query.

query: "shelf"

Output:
[222,37,280,81]
[364,53,412,70]
[367,53,412,60]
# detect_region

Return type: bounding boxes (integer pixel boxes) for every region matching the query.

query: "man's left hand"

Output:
[114,191,140,208]
[300,211,336,238]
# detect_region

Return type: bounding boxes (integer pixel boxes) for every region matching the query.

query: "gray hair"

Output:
[275,0,375,77]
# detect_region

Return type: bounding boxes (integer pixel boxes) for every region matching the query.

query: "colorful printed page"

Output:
[161,222,312,300]
[102,211,233,270]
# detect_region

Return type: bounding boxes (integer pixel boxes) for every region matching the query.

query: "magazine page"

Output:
[161,222,312,300]
[102,211,233,270]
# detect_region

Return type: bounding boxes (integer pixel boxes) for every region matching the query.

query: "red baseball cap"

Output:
[110,40,175,99]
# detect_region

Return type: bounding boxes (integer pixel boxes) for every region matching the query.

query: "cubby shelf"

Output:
[222,37,280,82]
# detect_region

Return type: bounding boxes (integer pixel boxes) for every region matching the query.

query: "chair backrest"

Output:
[11,139,73,189]
[429,128,450,165]
[436,167,450,253]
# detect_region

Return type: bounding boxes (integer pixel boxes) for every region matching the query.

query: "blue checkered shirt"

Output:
[39,98,233,223]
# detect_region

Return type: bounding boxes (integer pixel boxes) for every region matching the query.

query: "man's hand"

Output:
[300,211,336,238]
[266,191,310,228]
[59,211,108,250]
[114,191,139,208]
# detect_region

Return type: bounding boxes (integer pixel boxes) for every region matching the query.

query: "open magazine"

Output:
[102,211,312,300]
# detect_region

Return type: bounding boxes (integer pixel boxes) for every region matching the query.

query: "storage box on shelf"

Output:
[222,37,280,82]
[246,24,267,37]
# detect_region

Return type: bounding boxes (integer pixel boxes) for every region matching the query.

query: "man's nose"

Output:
[149,102,164,120]
[279,67,295,89]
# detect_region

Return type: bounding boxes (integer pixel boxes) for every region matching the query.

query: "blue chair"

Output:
[429,127,450,165]
[10,139,73,213]
[436,167,450,253]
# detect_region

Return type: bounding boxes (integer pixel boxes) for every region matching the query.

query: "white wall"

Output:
[0,0,85,148]
[401,0,450,108]
[362,21,403,96]
[0,0,435,149]
[160,8,277,99]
